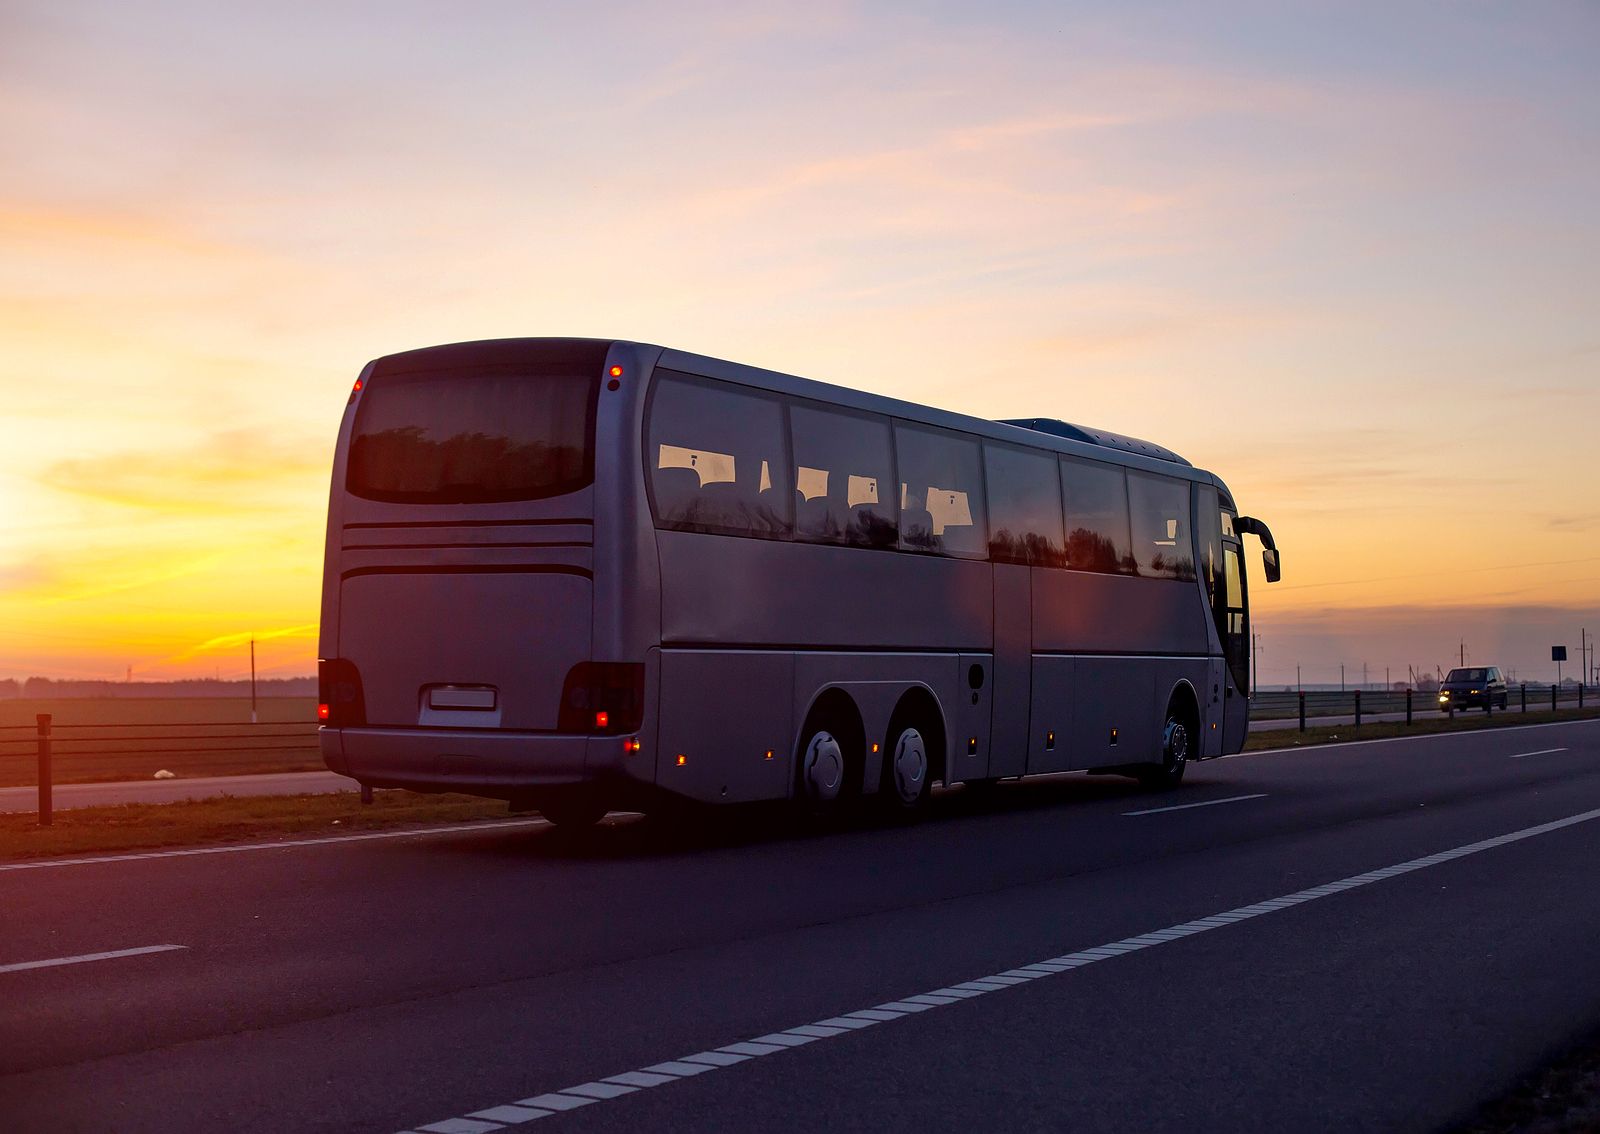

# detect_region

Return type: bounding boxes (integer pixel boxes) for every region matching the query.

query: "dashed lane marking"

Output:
[1508,747,1569,759]
[396,803,1600,1133]
[0,944,187,974]
[1123,792,1267,816]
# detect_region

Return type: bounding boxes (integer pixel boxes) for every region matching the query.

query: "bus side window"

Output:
[984,443,1065,566]
[789,404,897,549]
[893,424,987,559]
[1060,457,1134,574]
[1127,471,1196,581]
[647,371,792,539]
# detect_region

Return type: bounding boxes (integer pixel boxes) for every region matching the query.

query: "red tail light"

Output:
[317,658,367,726]
[559,663,645,734]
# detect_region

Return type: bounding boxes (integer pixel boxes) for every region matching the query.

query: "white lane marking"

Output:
[1228,715,1600,758]
[398,804,1600,1134]
[1509,747,1569,760]
[1124,793,1267,816]
[0,819,550,874]
[0,944,186,975]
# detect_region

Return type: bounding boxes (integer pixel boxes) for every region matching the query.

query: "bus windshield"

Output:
[346,366,596,504]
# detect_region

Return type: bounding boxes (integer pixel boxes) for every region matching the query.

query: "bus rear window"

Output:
[347,365,597,504]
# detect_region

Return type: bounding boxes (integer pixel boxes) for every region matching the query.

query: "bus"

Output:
[318,338,1280,827]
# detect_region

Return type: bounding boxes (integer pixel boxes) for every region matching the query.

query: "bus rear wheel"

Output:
[879,723,931,814]
[1136,710,1190,791]
[799,728,847,806]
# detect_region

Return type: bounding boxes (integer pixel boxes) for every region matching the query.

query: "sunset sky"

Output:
[3,1,1597,687]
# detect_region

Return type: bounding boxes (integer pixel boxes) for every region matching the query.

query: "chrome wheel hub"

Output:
[891,727,928,804]
[1164,719,1189,768]
[803,730,844,802]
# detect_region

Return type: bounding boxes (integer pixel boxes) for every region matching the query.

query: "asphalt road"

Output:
[3,717,1599,1133]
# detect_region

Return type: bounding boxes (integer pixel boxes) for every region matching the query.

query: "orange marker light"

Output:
[871,743,879,753]
[624,737,642,754]
[764,749,774,760]
[594,710,609,729]
[317,703,330,721]
[676,754,687,766]
[608,365,624,378]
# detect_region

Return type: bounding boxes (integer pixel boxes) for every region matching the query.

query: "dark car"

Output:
[1438,666,1508,712]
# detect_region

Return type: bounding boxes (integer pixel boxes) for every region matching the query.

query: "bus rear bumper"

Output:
[321,727,648,801]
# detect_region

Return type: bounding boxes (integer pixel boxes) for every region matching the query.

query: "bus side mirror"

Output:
[1262,548,1281,583]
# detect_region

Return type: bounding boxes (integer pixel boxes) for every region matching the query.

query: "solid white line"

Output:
[0,944,186,975]
[396,804,1600,1134]
[1508,748,1569,760]
[0,818,551,874]
[1227,714,1600,758]
[1124,793,1268,816]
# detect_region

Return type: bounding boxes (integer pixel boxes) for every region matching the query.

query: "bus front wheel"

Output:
[1136,710,1190,791]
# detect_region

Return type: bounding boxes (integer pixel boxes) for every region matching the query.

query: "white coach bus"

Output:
[318,338,1280,827]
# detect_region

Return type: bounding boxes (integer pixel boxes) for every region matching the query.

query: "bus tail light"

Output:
[317,658,367,726]
[559,662,645,734]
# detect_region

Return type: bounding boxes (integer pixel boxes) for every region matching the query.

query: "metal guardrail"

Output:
[0,715,322,826]
[1251,683,1588,729]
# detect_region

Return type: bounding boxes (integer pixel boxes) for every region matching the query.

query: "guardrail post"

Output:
[1580,682,1585,709]
[1406,688,1413,726]
[1521,683,1527,712]
[1485,689,1492,718]
[36,713,52,827]
[1354,689,1362,727]
[1298,690,1306,732]
[1552,683,1558,712]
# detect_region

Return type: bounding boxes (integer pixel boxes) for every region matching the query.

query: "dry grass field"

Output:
[0,697,322,787]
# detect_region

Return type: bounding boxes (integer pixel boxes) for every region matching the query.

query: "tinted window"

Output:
[895,425,987,558]
[790,404,897,549]
[1446,668,1487,683]
[1128,471,1196,581]
[985,444,1065,566]
[348,368,595,504]
[648,371,791,538]
[1060,457,1133,573]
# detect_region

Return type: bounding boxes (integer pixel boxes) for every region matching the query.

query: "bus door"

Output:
[1219,533,1250,751]
[988,562,1031,778]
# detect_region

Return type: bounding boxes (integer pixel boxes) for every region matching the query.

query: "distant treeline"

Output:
[0,677,317,699]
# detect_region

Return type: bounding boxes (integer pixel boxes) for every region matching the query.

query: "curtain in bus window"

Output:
[647,372,792,538]
[347,368,595,504]
[789,404,897,548]
[1127,471,1196,581]
[984,444,1065,566]
[893,424,987,558]
[1059,457,1134,574]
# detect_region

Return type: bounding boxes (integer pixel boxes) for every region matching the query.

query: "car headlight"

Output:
[1439,692,1449,700]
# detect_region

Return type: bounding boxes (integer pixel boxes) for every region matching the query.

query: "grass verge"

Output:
[1246,706,1600,752]
[0,791,511,861]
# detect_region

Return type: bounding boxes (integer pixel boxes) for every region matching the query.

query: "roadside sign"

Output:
[1553,646,1568,661]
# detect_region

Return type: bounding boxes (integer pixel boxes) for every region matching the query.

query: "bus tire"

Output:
[540,793,608,829]
[1137,703,1192,791]
[796,694,862,814]
[880,721,932,814]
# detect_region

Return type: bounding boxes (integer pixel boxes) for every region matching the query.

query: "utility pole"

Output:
[1362,662,1369,690]
[1460,640,1466,667]
[1340,663,1345,692]
[250,637,258,725]
[1296,663,1302,692]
